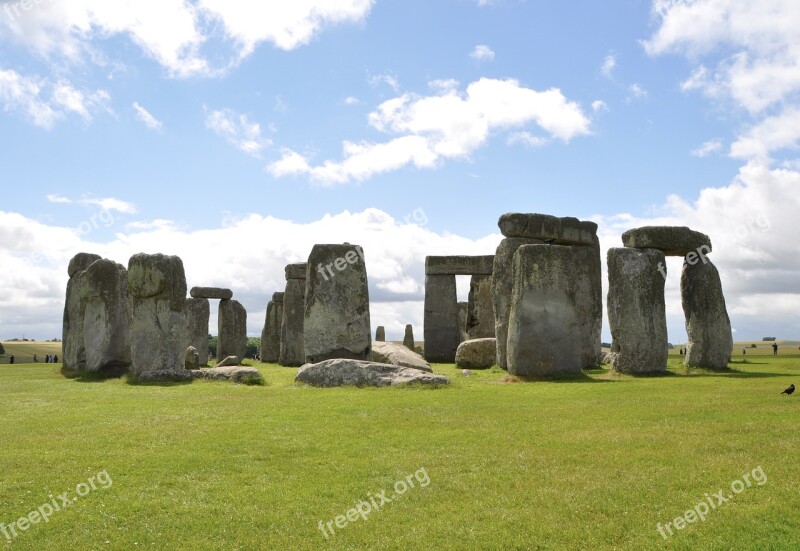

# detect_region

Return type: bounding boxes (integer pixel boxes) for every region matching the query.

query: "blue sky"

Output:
[1,0,798,344]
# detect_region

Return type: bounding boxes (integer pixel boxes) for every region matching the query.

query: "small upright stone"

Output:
[375,326,386,342]
[403,324,415,350]
[260,292,284,363]
[304,244,371,363]
[218,299,247,362]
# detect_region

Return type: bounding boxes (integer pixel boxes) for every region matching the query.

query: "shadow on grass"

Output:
[666,366,790,379]
[61,365,129,383]
[497,371,617,384]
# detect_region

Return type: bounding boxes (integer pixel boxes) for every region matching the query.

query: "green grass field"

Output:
[1,353,799,550]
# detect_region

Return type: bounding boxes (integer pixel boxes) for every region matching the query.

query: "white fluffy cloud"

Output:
[601,54,616,78]
[0,68,109,128]
[205,108,271,156]
[470,45,495,61]
[46,194,137,214]
[268,77,591,184]
[0,0,374,77]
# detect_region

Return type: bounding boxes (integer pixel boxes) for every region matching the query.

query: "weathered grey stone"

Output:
[375,326,386,342]
[424,274,459,362]
[304,244,371,363]
[218,299,247,362]
[190,365,262,383]
[425,256,494,276]
[63,253,102,371]
[260,294,283,362]
[184,297,210,366]
[371,341,432,372]
[455,338,496,369]
[285,263,307,280]
[216,355,240,367]
[622,226,712,256]
[295,359,449,387]
[498,213,598,246]
[127,253,187,378]
[184,346,199,370]
[82,259,131,374]
[508,245,583,376]
[280,265,306,367]
[570,237,603,368]
[491,237,543,369]
[189,286,233,300]
[467,275,495,339]
[681,257,733,369]
[137,370,193,383]
[606,248,668,373]
[403,324,415,350]
[458,302,469,343]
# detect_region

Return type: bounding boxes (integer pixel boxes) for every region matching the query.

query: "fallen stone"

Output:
[190,365,263,383]
[136,370,193,383]
[455,338,497,369]
[371,341,432,372]
[190,286,233,300]
[216,355,240,367]
[295,359,449,387]
[498,213,597,246]
[461,369,472,377]
[622,226,712,256]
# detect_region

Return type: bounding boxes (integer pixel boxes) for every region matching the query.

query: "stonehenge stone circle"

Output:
[403,324,415,350]
[455,338,496,369]
[280,263,307,367]
[190,286,233,300]
[184,297,210,366]
[606,247,668,373]
[82,258,131,374]
[622,226,711,256]
[507,245,582,376]
[681,257,733,369]
[218,299,247,362]
[467,274,495,339]
[127,253,188,378]
[375,326,385,342]
[260,292,284,363]
[424,255,493,363]
[304,244,371,363]
[62,252,101,372]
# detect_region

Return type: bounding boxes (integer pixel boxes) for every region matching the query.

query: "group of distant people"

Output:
[23,354,59,364]
[677,347,687,355]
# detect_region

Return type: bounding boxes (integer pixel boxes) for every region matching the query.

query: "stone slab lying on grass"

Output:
[216,355,240,367]
[295,359,449,387]
[190,365,263,383]
[455,338,496,369]
[371,341,431,372]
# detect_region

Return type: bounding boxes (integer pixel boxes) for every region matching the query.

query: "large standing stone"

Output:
[622,226,712,256]
[62,252,101,372]
[82,258,131,374]
[375,326,386,342]
[260,292,284,362]
[304,244,371,363]
[507,245,582,376]
[218,299,247,362]
[681,257,733,369]
[606,248,668,373]
[127,253,187,378]
[491,237,543,369]
[280,263,306,367]
[184,297,210,366]
[403,324,415,350]
[424,274,459,362]
[571,237,603,368]
[466,275,495,339]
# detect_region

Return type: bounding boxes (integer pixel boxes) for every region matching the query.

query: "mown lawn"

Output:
[1,355,799,550]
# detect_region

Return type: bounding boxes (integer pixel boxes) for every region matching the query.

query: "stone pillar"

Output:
[457,302,469,343]
[607,247,667,373]
[218,299,247,362]
[62,253,101,372]
[375,326,385,342]
[403,324,415,350]
[304,244,371,363]
[507,245,582,376]
[571,237,603,368]
[185,297,210,366]
[423,274,459,362]
[681,257,733,369]
[280,263,307,366]
[83,259,131,374]
[260,292,284,363]
[467,274,495,339]
[127,253,187,378]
